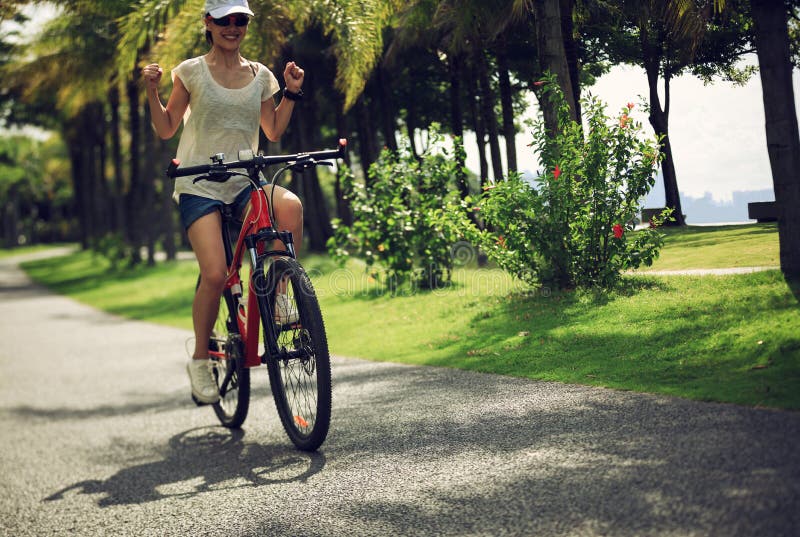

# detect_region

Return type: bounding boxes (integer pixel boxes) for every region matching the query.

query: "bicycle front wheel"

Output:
[260,257,331,451]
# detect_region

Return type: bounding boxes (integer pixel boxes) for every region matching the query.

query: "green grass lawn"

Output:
[639,223,779,271]
[15,223,800,410]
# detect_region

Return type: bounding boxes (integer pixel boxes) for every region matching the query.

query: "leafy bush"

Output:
[94,232,136,269]
[440,74,668,289]
[327,127,464,291]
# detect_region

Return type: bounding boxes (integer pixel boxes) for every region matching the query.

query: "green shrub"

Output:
[441,74,668,289]
[327,126,464,291]
[94,232,135,269]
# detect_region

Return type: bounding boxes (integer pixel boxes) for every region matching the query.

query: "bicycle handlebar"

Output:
[166,138,347,179]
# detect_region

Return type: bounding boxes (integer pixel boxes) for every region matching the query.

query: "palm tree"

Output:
[390,0,520,182]
[5,1,129,247]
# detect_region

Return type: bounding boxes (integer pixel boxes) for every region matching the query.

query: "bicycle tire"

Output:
[197,275,251,428]
[260,257,331,451]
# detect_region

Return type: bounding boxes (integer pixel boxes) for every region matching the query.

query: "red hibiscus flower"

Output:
[553,164,561,180]
[613,224,624,239]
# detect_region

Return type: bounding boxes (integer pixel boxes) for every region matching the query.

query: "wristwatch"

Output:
[283,88,304,101]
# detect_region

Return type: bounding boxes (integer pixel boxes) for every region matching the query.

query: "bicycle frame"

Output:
[168,140,347,370]
[223,182,276,369]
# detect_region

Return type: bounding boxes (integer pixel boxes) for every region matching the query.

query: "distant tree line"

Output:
[1,0,799,277]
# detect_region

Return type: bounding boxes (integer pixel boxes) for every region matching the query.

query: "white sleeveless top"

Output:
[171,56,280,203]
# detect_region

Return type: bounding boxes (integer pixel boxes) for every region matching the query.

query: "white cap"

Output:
[205,0,254,18]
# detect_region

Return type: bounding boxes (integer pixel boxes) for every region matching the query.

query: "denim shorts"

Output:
[178,187,251,230]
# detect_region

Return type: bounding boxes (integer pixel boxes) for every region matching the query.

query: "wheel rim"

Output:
[211,299,240,418]
[275,283,319,436]
[212,355,240,416]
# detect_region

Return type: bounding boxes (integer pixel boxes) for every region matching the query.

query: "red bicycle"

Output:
[166,140,346,452]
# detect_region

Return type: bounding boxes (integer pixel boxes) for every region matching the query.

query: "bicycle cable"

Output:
[269,164,295,239]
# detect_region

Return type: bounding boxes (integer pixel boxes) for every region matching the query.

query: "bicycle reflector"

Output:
[294,415,309,428]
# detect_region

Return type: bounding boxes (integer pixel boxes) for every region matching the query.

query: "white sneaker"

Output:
[275,293,300,324]
[187,359,219,404]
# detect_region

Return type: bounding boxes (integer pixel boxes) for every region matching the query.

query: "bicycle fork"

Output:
[241,229,296,368]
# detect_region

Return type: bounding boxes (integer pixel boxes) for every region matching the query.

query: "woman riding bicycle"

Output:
[142,0,305,404]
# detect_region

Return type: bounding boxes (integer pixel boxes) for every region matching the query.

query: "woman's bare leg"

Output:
[187,211,228,360]
[269,184,303,255]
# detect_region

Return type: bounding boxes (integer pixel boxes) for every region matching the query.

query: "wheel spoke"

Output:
[262,257,331,451]
[207,283,250,428]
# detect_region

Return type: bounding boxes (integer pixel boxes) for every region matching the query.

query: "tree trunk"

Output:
[751,0,800,278]
[643,35,686,226]
[533,0,578,129]
[404,87,419,159]
[65,107,102,249]
[467,70,488,187]
[81,108,99,246]
[449,53,464,140]
[125,75,143,264]
[68,139,89,249]
[559,0,581,120]
[335,92,353,226]
[376,66,397,152]
[495,39,517,174]
[108,83,126,234]
[354,95,379,179]
[143,105,157,266]
[90,101,111,238]
[476,50,504,181]
[160,141,177,262]
[449,52,469,198]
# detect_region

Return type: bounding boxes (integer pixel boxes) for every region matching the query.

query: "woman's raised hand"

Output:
[283,61,304,92]
[142,63,163,90]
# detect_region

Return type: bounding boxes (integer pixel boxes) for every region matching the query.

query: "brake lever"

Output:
[193,171,232,183]
[289,159,334,172]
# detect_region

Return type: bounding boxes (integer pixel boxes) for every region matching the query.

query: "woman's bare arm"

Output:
[142,63,189,140]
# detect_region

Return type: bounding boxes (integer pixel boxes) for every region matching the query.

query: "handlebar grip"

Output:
[166,159,180,178]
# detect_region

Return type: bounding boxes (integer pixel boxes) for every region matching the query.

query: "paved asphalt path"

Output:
[1,252,798,537]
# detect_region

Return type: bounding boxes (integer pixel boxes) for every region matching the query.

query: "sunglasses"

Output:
[207,14,250,27]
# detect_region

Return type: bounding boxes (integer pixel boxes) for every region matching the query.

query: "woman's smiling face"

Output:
[205,14,249,49]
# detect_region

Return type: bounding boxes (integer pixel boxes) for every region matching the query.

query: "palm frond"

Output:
[291,0,404,110]
[242,1,294,69]
[4,11,116,116]
[116,0,196,78]
[148,0,207,80]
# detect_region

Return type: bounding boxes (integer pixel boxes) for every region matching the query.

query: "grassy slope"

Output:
[312,262,799,410]
[640,223,779,270]
[16,223,800,409]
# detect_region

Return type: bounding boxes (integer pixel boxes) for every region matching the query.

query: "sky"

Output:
[468,57,800,204]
